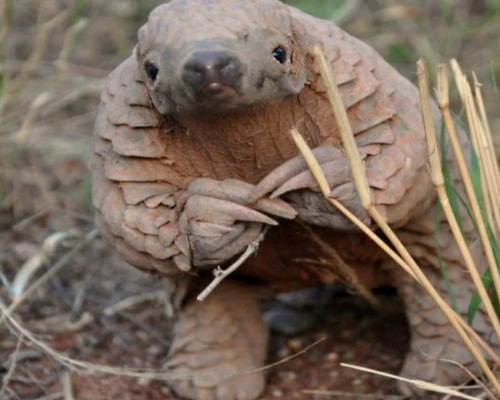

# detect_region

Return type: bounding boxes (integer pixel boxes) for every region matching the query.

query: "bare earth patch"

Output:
[0,235,408,399]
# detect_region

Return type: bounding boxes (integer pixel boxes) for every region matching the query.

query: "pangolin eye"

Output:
[145,62,159,82]
[272,47,287,64]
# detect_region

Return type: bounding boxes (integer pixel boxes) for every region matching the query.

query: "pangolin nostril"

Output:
[182,51,243,94]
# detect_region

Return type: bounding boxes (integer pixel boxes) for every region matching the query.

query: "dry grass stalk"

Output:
[312,45,371,210]
[293,111,499,399]
[0,298,183,380]
[4,9,70,102]
[56,18,89,73]
[414,59,500,394]
[301,389,404,399]
[443,358,498,399]
[435,64,500,332]
[10,229,80,299]
[465,78,496,225]
[0,334,23,399]
[197,227,269,301]
[290,128,416,279]
[0,297,323,383]
[472,72,500,235]
[341,363,482,400]
[61,370,75,400]
[103,290,167,316]
[302,47,500,396]
[0,229,99,328]
[297,222,378,306]
[418,59,500,342]
[13,92,52,141]
[451,59,500,237]
[313,45,430,282]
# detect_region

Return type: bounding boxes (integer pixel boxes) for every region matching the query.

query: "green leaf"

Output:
[468,268,500,323]
[386,44,414,65]
[439,123,464,233]
[435,203,458,312]
[72,0,84,23]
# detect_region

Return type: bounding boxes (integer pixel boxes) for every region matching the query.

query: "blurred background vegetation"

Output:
[1,0,499,230]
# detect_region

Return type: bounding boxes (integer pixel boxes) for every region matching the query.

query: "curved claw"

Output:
[190,223,262,266]
[185,195,278,226]
[250,146,342,202]
[187,178,252,204]
[254,198,297,219]
[188,221,235,237]
[270,169,316,199]
[188,178,297,220]
[269,159,351,199]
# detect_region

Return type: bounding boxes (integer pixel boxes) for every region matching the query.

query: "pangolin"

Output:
[91,0,500,399]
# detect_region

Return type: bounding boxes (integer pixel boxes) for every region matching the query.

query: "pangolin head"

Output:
[136,0,309,115]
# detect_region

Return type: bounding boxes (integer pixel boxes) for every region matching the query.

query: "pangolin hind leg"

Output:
[394,216,500,398]
[165,279,269,400]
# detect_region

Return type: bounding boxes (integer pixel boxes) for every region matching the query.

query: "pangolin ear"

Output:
[136,24,149,64]
[281,19,309,94]
[138,24,146,43]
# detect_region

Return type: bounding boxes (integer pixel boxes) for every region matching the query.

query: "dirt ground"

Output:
[1,1,499,399]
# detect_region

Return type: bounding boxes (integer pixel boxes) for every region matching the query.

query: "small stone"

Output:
[277,347,291,358]
[137,377,152,386]
[146,344,161,356]
[330,371,339,379]
[287,338,303,350]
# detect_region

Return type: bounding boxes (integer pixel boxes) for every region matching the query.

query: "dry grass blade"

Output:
[56,18,89,73]
[197,227,269,301]
[13,92,52,141]
[291,126,500,396]
[312,45,372,210]
[0,297,322,383]
[290,128,416,279]
[440,358,498,399]
[61,370,75,400]
[313,45,429,283]
[301,389,404,399]
[435,64,500,334]
[10,230,80,299]
[341,364,482,400]
[297,222,378,306]
[0,229,99,328]
[472,73,500,236]
[302,46,500,397]
[472,72,500,220]
[4,9,70,101]
[0,298,185,380]
[417,58,500,392]
[103,290,167,316]
[0,334,23,398]
[451,59,500,236]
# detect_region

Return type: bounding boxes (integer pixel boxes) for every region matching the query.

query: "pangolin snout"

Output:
[181,51,243,99]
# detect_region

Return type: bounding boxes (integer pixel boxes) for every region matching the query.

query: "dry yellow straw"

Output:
[472,72,500,234]
[306,45,500,395]
[417,59,499,393]
[435,65,500,336]
[451,60,500,237]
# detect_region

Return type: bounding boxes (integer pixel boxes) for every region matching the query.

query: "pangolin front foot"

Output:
[180,177,296,267]
[251,145,370,229]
